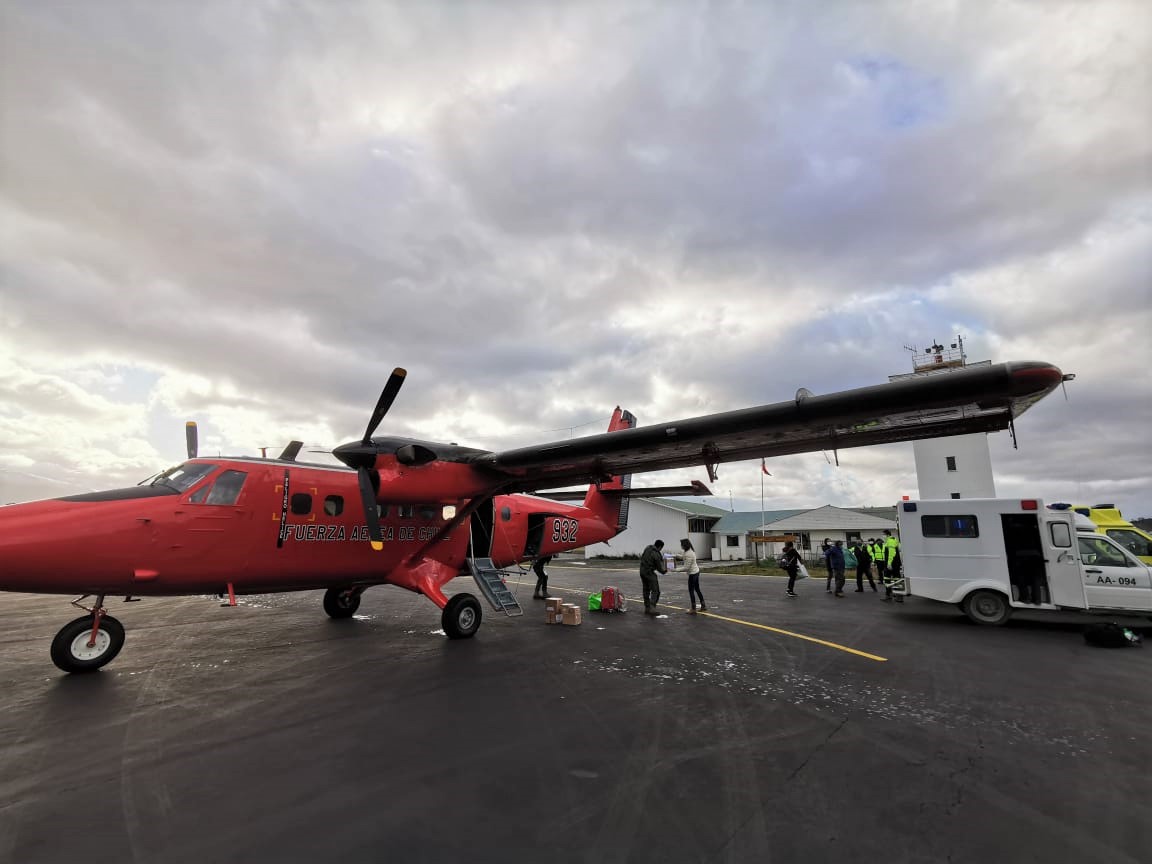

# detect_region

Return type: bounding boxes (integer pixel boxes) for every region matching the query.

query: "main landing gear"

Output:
[442,593,482,639]
[323,587,364,619]
[50,595,125,674]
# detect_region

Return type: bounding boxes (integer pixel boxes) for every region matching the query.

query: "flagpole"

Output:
[760,461,765,563]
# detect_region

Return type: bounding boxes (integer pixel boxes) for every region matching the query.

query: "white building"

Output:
[583,498,728,559]
[712,505,897,560]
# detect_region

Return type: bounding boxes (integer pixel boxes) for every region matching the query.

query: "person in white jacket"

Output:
[679,538,706,614]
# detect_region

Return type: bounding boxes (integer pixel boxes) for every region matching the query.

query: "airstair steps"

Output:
[467,558,523,617]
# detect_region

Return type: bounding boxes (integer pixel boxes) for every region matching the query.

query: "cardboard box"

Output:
[545,597,563,613]
[562,605,582,626]
[546,609,563,624]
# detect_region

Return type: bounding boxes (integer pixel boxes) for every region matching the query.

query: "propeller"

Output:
[345,368,407,551]
[186,421,198,459]
[362,368,407,444]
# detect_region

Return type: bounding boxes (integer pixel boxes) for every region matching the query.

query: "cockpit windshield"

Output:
[151,462,218,492]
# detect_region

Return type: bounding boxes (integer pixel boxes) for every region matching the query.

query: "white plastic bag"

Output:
[796,563,810,580]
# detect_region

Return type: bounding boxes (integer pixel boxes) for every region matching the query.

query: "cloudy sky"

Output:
[1,1,1149,518]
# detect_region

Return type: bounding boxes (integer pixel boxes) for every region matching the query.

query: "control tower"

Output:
[890,336,996,500]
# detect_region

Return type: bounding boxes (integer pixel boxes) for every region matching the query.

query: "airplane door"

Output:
[1078,534,1152,611]
[169,468,256,578]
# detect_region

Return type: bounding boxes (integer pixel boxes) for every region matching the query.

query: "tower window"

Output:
[950,492,961,499]
[946,456,957,471]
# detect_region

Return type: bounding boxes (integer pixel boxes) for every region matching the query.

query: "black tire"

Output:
[442,593,482,639]
[50,614,126,673]
[962,590,1012,626]
[323,588,361,619]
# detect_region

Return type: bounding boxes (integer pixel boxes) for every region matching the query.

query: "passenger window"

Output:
[399,505,415,519]
[188,484,211,504]
[500,506,511,522]
[291,493,312,515]
[377,504,389,518]
[921,515,979,538]
[1049,523,1072,547]
[419,506,437,520]
[324,495,344,517]
[1078,537,1130,567]
[205,470,247,506]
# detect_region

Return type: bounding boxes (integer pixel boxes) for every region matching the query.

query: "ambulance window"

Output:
[1049,523,1072,547]
[324,495,344,517]
[1078,536,1130,567]
[205,470,247,505]
[921,515,979,538]
[1107,529,1152,558]
[291,493,312,515]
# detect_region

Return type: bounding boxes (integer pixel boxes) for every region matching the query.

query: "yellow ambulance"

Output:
[1049,503,1152,565]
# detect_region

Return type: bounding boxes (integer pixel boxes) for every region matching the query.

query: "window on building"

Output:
[324,495,344,517]
[688,517,710,532]
[946,456,957,471]
[921,515,979,538]
[726,535,739,547]
[290,493,312,515]
[950,492,961,499]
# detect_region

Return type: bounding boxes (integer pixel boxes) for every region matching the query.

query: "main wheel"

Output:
[442,593,482,639]
[962,590,1012,626]
[50,614,126,673]
[323,588,362,619]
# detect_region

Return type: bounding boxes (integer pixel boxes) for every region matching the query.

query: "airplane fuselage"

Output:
[0,458,617,605]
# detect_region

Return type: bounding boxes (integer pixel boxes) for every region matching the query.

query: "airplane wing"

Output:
[470,361,1065,493]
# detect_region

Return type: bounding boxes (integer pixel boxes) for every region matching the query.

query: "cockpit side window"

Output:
[204,470,248,506]
[152,462,218,493]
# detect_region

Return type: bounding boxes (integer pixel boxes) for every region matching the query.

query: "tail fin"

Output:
[582,407,635,532]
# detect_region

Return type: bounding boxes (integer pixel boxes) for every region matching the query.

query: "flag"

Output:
[761,459,771,476]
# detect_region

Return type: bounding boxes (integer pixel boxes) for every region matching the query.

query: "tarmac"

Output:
[1,564,1149,864]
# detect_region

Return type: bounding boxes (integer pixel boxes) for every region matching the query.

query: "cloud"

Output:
[1,0,1149,517]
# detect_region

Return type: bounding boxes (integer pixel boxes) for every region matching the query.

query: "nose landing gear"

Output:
[50,595,126,673]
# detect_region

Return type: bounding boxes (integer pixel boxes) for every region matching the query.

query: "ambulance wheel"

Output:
[323,588,361,619]
[443,593,482,639]
[50,615,126,673]
[962,590,1012,626]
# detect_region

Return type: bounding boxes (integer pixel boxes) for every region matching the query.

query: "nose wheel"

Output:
[50,614,126,673]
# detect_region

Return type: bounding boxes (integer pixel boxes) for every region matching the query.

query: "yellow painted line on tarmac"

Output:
[538,584,888,663]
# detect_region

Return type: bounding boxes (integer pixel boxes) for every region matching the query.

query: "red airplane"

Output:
[0,361,1067,673]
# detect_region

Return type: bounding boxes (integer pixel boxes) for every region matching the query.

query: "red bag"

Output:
[601,586,618,611]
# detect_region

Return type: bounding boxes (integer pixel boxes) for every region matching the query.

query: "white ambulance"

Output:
[893,498,1152,625]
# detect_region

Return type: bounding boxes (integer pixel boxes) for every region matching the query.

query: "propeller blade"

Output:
[186,421,198,459]
[357,467,384,551]
[362,367,407,444]
[279,441,303,462]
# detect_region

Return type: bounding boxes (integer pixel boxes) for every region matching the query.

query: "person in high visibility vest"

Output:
[870,538,886,588]
[881,529,903,603]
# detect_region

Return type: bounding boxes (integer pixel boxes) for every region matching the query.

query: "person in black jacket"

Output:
[639,540,668,615]
[853,542,876,592]
[781,541,802,597]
